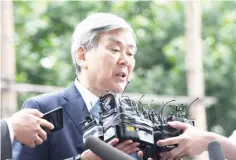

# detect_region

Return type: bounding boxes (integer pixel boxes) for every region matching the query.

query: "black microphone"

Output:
[208,141,225,160]
[85,136,135,160]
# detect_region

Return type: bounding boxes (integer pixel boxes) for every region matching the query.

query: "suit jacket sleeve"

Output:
[1,119,12,160]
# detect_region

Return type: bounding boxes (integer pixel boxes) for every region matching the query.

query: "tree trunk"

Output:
[1,0,17,118]
[185,1,209,160]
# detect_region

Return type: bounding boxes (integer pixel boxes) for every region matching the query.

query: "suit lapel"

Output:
[62,83,90,135]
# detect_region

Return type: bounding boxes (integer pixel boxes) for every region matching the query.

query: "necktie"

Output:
[90,100,101,119]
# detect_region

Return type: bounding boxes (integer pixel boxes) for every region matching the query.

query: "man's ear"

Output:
[75,47,88,69]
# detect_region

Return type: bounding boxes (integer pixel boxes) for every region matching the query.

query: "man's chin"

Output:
[108,86,125,94]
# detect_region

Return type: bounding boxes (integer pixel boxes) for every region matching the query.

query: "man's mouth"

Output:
[116,72,126,78]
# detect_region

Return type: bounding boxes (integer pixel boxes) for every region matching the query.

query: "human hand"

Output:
[156,121,210,159]
[81,138,141,160]
[11,109,54,148]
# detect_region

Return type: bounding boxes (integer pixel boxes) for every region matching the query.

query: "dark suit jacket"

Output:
[1,120,12,160]
[12,83,90,160]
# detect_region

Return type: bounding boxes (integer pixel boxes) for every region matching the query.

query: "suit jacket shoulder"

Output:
[12,83,89,160]
[1,119,12,160]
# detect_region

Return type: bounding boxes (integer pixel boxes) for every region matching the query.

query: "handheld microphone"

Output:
[208,141,225,160]
[85,136,135,160]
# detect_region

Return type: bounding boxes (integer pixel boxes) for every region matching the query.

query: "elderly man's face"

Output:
[85,28,136,95]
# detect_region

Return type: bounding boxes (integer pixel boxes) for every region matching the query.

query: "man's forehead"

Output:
[99,30,136,49]
[107,37,136,49]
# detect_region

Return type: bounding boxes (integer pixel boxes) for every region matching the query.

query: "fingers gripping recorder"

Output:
[152,99,196,158]
[21,107,63,147]
[81,91,196,160]
[41,107,63,134]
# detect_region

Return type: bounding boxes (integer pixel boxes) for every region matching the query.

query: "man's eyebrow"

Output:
[107,37,136,50]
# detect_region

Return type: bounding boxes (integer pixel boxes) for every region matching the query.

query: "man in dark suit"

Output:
[12,13,141,160]
[1,109,54,160]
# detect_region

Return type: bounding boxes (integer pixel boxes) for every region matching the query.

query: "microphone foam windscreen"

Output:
[208,141,225,160]
[85,137,135,160]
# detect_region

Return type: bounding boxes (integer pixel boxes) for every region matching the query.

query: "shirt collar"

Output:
[74,79,99,112]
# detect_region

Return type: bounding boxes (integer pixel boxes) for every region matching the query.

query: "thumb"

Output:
[167,121,190,131]
[108,138,119,146]
[23,109,43,117]
[137,150,143,158]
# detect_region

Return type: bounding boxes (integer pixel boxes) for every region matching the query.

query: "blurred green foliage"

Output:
[14,1,236,137]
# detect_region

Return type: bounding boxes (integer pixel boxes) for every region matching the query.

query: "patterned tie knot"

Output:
[90,100,101,119]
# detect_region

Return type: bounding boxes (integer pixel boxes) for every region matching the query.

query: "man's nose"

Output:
[118,53,129,66]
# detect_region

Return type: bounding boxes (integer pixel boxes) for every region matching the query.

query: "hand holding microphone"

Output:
[65,137,143,160]
[84,136,135,160]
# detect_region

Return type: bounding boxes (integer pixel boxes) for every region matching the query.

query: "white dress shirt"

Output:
[5,118,14,143]
[74,79,99,113]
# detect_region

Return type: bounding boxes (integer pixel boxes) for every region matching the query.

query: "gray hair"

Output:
[71,13,136,74]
